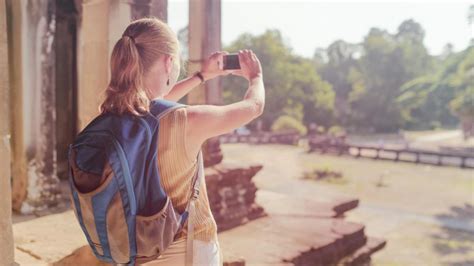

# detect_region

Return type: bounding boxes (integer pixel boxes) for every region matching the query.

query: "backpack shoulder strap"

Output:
[149,98,188,120]
[189,149,203,202]
[155,104,187,121]
[185,149,204,266]
[150,98,200,266]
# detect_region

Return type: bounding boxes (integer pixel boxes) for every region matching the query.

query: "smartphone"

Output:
[223,54,241,70]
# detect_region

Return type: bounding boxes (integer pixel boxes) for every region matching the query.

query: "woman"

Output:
[99,17,265,265]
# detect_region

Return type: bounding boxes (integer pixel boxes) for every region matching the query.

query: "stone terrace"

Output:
[13,188,385,265]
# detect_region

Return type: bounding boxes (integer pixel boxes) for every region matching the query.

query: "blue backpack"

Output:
[67,99,203,265]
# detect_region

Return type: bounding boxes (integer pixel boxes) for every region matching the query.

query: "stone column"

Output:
[187,0,223,166]
[9,0,60,213]
[130,0,167,21]
[0,0,14,263]
[150,0,167,21]
[55,0,79,179]
[76,0,127,130]
[7,0,26,213]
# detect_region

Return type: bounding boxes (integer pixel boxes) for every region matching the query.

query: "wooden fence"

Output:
[309,137,474,169]
[219,132,301,145]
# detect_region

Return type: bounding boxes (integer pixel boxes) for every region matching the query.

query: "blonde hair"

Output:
[99,17,180,116]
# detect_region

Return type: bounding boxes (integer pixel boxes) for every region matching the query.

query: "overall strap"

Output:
[185,149,204,266]
[153,99,200,266]
[149,98,187,119]
[155,104,187,120]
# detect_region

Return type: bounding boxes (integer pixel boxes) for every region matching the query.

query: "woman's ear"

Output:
[165,55,173,75]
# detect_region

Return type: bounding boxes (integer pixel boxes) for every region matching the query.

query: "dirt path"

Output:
[412,130,463,143]
[221,143,474,266]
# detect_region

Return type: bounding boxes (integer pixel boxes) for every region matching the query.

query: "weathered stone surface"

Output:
[9,0,61,213]
[54,243,250,266]
[206,162,266,231]
[54,245,110,266]
[13,189,385,265]
[0,0,14,263]
[222,254,245,266]
[130,0,168,22]
[14,211,87,264]
[204,137,224,167]
[55,0,79,180]
[219,190,386,266]
[337,236,386,265]
[77,0,122,130]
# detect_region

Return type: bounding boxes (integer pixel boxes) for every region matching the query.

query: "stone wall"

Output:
[206,163,266,231]
[8,0,61,213]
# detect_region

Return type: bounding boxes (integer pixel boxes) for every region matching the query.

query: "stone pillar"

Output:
[130,0,167,21]
[77,0,125,130]
[150,0,167,21]
[0,0,14,263]
[9,0,60,213]
[187,0,223,166]
[7,0,27,213]
[55,0,79,179]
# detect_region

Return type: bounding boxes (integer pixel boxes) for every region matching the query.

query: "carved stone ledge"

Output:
[205,162,266,232]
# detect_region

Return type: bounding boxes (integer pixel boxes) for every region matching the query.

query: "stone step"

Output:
[256,190,359,218]
[219,190,376,265]
[337,236,387,265]
[206,162,266,232]
[13,189,384,265]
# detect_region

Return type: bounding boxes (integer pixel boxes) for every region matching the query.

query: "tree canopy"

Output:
[222,30,334,131]
[218,15,472,133]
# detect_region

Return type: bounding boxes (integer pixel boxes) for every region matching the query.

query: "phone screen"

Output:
[223,54,241,70]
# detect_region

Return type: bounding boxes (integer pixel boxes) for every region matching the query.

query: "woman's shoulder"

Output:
[158,106,196,164]
[158,106,188,127]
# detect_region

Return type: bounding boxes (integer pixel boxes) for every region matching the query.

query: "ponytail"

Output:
[100,35,150,116]
[99,17,179,116]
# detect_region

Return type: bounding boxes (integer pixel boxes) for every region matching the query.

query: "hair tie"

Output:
[123,35,135,43]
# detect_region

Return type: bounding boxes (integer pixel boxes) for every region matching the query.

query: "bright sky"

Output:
[168,0,473,58]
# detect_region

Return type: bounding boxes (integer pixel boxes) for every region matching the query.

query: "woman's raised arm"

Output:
[185,50,265,154]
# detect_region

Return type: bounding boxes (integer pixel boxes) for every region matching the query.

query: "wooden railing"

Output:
[219,132,301,145]
[309,136,474,169]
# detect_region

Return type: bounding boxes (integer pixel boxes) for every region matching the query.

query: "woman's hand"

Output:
[201,51,234,81]
[231,49,263,81]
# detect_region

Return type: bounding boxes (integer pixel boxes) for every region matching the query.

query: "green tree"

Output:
[447,47,474,121]
[222,29,334,130]
[347,20,433,132]
[319,40,361,127]
[398,42,474,129]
